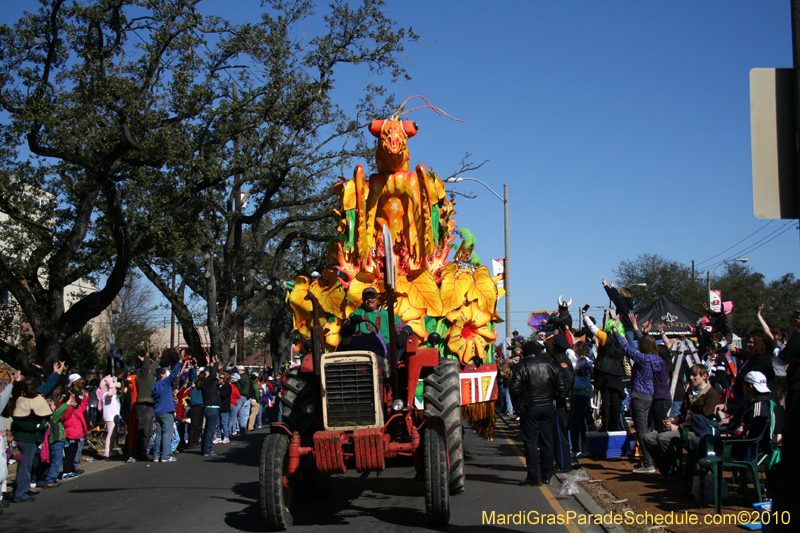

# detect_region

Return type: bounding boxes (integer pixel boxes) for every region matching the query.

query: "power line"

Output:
[694,220,774,270]
[719,221,796,260]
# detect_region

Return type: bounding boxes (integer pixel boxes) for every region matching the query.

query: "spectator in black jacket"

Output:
[603,279,635,344]
[552,335,575,472]
[774,310,800,530]
[510,341,567,486]
[734,331,776,399]
[199,356,221,456]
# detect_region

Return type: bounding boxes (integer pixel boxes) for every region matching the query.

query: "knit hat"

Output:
[522,341,539,357]
[67,373,83,386]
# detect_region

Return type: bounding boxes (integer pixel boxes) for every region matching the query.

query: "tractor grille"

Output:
[324,361,376,428]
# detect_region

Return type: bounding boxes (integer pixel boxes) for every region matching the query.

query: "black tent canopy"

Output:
[635,296,702,337]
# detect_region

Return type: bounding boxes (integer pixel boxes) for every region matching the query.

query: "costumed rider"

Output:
[544,296,573,341]
[342,287,413,376]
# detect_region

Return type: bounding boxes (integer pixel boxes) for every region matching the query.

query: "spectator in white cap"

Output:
[679,370,775,492]
[234,365,254,436]
[61,372,88,473]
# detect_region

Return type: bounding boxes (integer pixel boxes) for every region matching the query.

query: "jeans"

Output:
[669,400,682,418]
[154,412,175,461]
[203,407,220,455]
[651,399,672,433]
[44,441,65,484]
[499,383,514,415]
[229,401,241,435]
[219,411,229,439]
[14,441,38,501]
[237,397,250,434]
[630,389,655,467]
[73,437,85,471]
[255,404,263,428]
[554,404,571,470]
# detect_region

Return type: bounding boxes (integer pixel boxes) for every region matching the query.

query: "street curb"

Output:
[554,471,626,533]
[497,413,625,533]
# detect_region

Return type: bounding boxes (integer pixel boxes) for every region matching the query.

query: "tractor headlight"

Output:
[304,403,316,414]
[391,399,405,412]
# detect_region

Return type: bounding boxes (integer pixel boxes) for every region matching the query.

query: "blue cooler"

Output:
[587,431,631,458]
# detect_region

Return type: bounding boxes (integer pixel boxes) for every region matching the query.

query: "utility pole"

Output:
[792,0,800,248]
[503,184,511,339]
[170,272,176,349]
[232,82,246,363]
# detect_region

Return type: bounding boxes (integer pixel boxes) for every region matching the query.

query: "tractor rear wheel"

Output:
[423,357,465,494]
[281,368,319,439]
[260,433,293,531]
[423,424,450,526]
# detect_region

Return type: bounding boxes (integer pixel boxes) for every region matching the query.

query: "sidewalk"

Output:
[497,414,766,533]
[576,455,764,533]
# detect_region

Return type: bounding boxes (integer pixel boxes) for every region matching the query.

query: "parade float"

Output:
[283,97,504,438]
[260,98,505,530]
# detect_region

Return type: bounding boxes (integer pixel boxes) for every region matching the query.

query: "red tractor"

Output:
[259,292,464,530]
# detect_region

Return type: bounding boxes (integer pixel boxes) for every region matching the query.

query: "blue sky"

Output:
[2,1,797,335]
[371,1,799,331]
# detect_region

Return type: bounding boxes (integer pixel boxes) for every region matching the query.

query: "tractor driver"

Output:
[343,287,412,376]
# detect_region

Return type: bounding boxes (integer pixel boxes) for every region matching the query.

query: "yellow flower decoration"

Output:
[324,319,342,350]
[444,300,498,364]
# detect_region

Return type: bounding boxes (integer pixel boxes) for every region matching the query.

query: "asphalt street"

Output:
[2,417,604,532]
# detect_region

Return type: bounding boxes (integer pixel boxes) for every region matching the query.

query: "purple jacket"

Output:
[617,335,664,396]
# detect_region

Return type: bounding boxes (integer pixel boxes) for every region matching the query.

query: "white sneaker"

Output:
[213,438,222,444]
[222,438,230,444]
[163,457,177,463]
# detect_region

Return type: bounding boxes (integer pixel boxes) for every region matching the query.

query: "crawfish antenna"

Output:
[392,95,465,123]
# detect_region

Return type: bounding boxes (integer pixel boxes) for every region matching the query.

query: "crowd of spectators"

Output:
[0,349,284,509]
[497,278,794,499]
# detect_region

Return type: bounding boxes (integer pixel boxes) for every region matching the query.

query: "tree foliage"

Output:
[63,325,101,371]
[132,0,418,363]
[613,253,704,310]
[0,0,417,369]
[112,270,157,361]
[614,253,800,336]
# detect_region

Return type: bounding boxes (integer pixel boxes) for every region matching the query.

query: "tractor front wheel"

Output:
[260,433,293,531]
[423,357,465,494]
[424,424,450,526]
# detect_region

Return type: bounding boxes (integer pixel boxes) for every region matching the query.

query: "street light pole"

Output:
[444,176,511,339]
[503,184,510,341]
[707,258,749,305]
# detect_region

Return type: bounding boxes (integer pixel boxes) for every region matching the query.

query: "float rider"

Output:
[342,287,412,376]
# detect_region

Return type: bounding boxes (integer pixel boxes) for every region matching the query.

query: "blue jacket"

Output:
[152,362,182,417]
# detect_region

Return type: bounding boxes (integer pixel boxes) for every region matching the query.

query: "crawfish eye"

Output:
[402,120,418,138]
